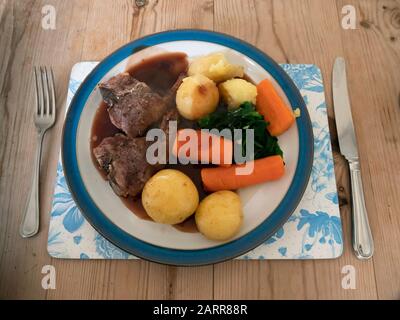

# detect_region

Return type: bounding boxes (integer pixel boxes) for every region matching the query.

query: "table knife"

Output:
[332,57,374,260]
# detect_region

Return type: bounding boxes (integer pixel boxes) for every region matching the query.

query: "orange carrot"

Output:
[201,155,285,192]
[172,129,233,167]
[256,78,295,136]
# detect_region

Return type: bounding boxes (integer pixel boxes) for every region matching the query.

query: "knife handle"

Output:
[348,160,374,259]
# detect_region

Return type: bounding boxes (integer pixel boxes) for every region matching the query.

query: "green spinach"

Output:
[198,102,283,161]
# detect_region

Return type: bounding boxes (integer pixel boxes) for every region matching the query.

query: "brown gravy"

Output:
[90,101,122,180]
[120,196,151,221]
[127,52,188,95]
[90,52,204,233]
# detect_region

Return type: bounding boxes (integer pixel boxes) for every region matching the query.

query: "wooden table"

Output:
[1,0,399,300]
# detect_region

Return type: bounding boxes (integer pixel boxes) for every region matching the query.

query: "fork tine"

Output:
[41,66,50,116]
[34,67,41,116]
[48,67,56,118]
[37,67,45,116]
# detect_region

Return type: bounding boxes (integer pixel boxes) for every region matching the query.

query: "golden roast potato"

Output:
[176,74,219,120]
[142,169,199,224]
[219,78,257,109]
[195,190,243,241]
[188,53,244,83]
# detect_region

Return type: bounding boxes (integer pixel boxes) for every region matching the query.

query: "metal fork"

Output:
[20,67,56,238]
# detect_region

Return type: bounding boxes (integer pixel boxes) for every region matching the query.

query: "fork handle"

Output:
[20,131,44,238]
[349,160,374,259]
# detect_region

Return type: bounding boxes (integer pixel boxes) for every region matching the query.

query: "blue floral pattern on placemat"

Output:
[47,62,342,260]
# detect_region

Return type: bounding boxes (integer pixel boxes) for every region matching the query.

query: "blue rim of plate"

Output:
[62,29,314,266]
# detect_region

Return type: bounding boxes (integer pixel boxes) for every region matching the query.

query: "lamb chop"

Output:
[94,73,184,197]
[93,106,180,198]
[93,134,156,197]
[98,73,184,138]
[99,73,167,138]
[93,108,178,198]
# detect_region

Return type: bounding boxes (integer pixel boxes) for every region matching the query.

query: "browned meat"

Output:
[158,108,179,162]
[94,71,186,197]
[99,74,168,138]
[159,108,178,136]
[163,72,186,107]
[98,73,137,106]
[93,134,156,197]
[171,73,186,94]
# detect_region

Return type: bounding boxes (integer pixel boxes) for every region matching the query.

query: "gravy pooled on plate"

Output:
[91,52,202,233]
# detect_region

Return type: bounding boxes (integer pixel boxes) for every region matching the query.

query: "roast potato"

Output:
[195,191,243,241]
[219,78,257,109]
[188,53,244,83]
[142,169,199,224]
[176,74,219,120]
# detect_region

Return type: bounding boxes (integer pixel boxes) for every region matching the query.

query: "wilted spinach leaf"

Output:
[198,102,283,161]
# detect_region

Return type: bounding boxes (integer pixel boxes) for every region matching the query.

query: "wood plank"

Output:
[129,0,214,39]
[0,0,91,299]
[0,0,399,300]
[48,0,214,300]
[337,0,400,299]
[213,0,379,300]
[129,0,215,300]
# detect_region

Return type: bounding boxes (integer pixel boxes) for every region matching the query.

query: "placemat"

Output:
[47,62,342,260]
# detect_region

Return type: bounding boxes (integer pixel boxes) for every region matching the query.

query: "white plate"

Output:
[62,30,313,265]
[75,41,298,250]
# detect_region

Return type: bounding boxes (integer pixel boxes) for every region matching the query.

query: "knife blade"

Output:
[332,57,358,160]
[332,57,374,260]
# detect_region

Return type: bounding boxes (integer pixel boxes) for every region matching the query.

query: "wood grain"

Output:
[0,0,399,300]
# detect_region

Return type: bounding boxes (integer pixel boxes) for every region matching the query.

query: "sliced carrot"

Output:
[201,155,284,192]
[256,78,295,136]
[172,129,233,167]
